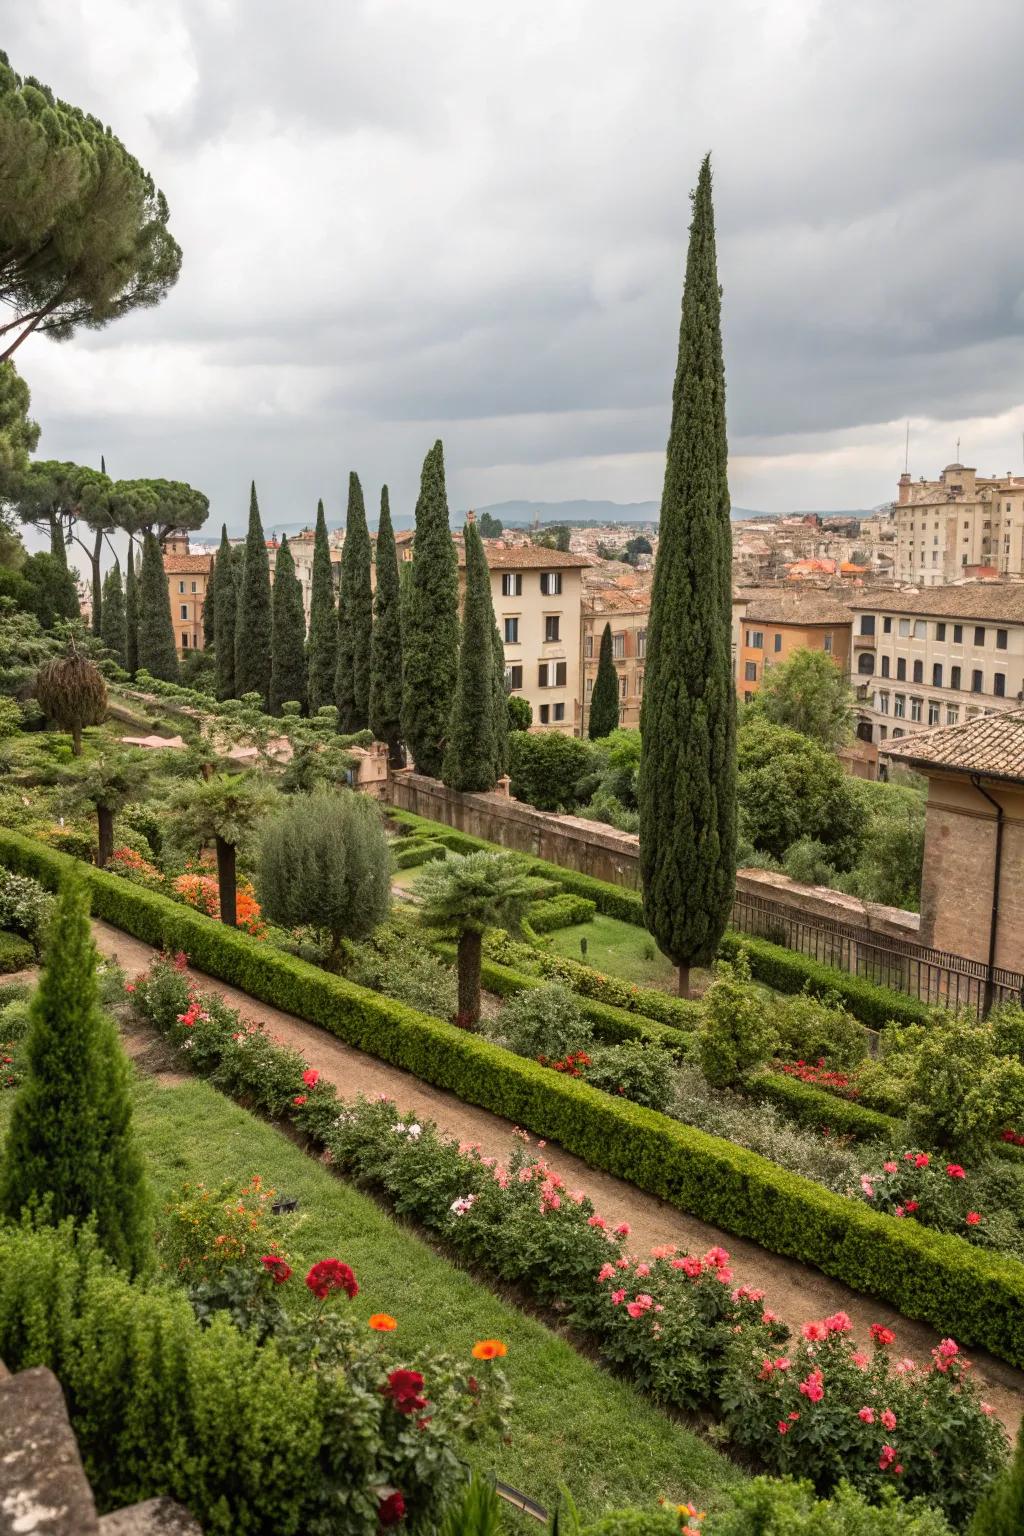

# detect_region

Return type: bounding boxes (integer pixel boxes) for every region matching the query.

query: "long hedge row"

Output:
[7,827,1024,1370]
[747,1072,899,1143]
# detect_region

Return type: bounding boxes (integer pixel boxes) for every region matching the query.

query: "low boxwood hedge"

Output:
[7,826,1023,1369]
[718,932,931,1029]
[0,930,33,974]
[487,932,702,1032]
[394,843,446,870]
[747,1071,899,1143]
[526,893,597,934]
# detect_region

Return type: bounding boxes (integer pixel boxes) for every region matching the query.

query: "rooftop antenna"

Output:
[904,421,910,475]
[955,436,961,463]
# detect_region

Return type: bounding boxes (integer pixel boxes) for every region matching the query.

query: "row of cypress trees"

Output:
[99,531,182,683]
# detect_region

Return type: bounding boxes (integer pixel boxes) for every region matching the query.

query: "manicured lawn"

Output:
[540,913,708,994]
[0,1074,739,1522]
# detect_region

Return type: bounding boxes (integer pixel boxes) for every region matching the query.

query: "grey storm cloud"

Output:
[5,0,1024,530]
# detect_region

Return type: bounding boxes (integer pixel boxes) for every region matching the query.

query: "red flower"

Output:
[293,1094,308,1107]
[945,1164,966,1180]
[260,1254,292,1284]
[305,1259,358,1300]
[378,1490,406,1526]
[302,1068,320,1087]
[966,1211,982,1226]
[870,1324,895,1346]
[382,1369,429,1415]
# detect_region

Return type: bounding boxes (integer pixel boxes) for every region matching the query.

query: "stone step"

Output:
[0,1365,100,1535]
[99,1499,202,1536]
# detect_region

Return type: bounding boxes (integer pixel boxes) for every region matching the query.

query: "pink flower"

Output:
[824,1311,852,1334]
[761,1310,778,1325]
[635,1293,654,1309]
[904,1200,919,1214]
[894,1358,916,1375]
[587,1215,607,1230]
[802,1321,828,1342]
[774,1356,791,1371]
[946,1164,966,1179]
[704,1246,730,1268]
[679,1256,703,1278]
[610,1288,626,1306]
[302,1068,320,1087]
[597,1263,617,1283]
[914,1153,929,1168]
[938,1338,959,1358]
[883,1161,898,1173]
[858,1406,874,1423]
[981,1401,995,1416]
[614,1223,631,1238]
[966,1211,982,1226]
[851,1352,870,1371]
[635,1263,651,1278]
[798,1369,824,1403]
[870,1324,895,1346]
[758,1358,775,1380]
[292,1094,307,1106]
[894,1205,905,1218]
[124,982,136,994]
[881,1409,897,1431]
[777,1421,789,1435]
[859,1175,875,1199]
[879,1445,896,1471]
[626,1302,645,1318]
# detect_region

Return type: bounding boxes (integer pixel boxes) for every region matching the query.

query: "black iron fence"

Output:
[730,890,1024,1016]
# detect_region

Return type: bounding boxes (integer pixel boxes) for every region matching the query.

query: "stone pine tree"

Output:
[443,520,499,791]
[637,155,736,1000]
[334,472,373,731]
[589,622,620,739]
[124,543,139,676]
[269,533,307,714]
[137,530,179,682]
[401,440,459,777]
[368,486,405,764]
[0,873,151,1274]
[213,525,236,700]
[99,562,126,666]
[234,482,272,708]
[492,622,509,777]
[306,499,337,715]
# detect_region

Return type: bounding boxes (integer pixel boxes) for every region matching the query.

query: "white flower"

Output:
[449,1195,477,1216]
[407,1122,422,1140]
[181,1040,194,1051]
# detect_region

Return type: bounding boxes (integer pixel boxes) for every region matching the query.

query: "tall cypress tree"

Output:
[124,543,139,676]
[492,621,509,776]
[269,533,307,714]
[202,563,216,651]
[306,498,337,715]
[234,482,272,707]
[402,440,459,777]
[335,472,372,731]
[213,525,236,700]
[99,562,126,667]
[589,622,620,739]
[638,156,736,999]
[0,874,151,1274]
[137,531,179,681]
[443,521,499,792]
[368,486,404,765]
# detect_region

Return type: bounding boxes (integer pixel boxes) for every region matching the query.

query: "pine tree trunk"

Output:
[677,964,691,999]
[96,806,114,868]
[90,528,103,636]
[215,836,237,927]
[71,722,82,757]
[456,929,482,1029]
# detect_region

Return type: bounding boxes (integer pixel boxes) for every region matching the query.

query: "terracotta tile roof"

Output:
[583,588,650,613]
[461,540,591,570]
[848,584,1024,622]
[740,591,854,625]
[162,553,213,575]
[883,706,1024,782]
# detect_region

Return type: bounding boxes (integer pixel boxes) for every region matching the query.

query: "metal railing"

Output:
[730,890,1024,1015]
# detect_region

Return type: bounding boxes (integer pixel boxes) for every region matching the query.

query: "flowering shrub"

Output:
[776,1058,862,1099]
[174,869,267,939]
[719,1324,1006,1524]
[850,1150,1024,1259]
[109,845,163,889]
[0,868,55,953]
[157,1175,285,1280]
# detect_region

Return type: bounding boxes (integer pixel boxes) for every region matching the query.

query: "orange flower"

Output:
[471,1339,507,1360]
[369,1313,398,1332]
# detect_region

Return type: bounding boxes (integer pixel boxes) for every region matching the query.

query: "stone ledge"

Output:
[99,1499,202,1536]
[0,1365,99,1535]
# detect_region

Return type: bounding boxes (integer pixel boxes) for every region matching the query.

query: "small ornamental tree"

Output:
[368,486,404,766]
[416,851,536,1028]
[234,483,272,708]
[213,525,237,701]
[124,543,139,675]
[167,772,277,927]
[269,533,306,714]
[443,521,499,792]
[306,498,337,716]
[34,637,107,754]
[0,873,151,1274]
[748,647,855,749]
[137,530,179,682]
[402,440,459,777]
[70,751,149,868]
[99,562,126,665]
[257,789,391,966]
[588,622,620,739]
[335,472,373,731]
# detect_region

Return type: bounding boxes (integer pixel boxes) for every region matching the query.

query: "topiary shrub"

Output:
[584,1039,675,1112]
[508,731,593,812]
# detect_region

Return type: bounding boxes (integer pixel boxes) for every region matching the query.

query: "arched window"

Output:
[857,652,875,675]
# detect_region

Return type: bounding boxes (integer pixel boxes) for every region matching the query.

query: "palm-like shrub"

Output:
[69,750,149,867]
[416,851,536,1027]
[167,771,277,927]
[34,638,107,755]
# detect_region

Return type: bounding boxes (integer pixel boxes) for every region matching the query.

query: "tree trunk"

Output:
[71,722,82,757]
[90,527,103,635]
[677,964,691,999]
[456,929,482,1029]
[215,836,237,927]
[96,805,114,868]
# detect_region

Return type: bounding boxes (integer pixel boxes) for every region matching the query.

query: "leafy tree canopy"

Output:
[0,361,39,484]
[112,477,209,541]
[747,646,855,749]
[738,717,865,869]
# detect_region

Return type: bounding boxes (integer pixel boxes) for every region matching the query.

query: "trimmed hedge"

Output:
[0,930,33,974]
[394,843,446,870]
[748,1071,898,1143]
[718,932,932,1029]
[526,893,597,934]
[487,933,702,1032]
[6,827,1024,1370]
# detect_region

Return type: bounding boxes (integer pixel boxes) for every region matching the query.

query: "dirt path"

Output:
[93,918,1024,1434]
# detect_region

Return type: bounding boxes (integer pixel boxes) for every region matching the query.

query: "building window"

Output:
[637,629,647,657]
[180,604,188,620]
[946,704,959,725]
[913,620,926,638]
[880,656,890,678]
[860,615,875,636]
[892,728,904,738]
[997,628,1008,650]
[974,626,986,646]
[505,664,523,690]
[971,669,983,693]
[501,573,523,597]
[619,677,627,699]
[553,702,565,722]
[181,632,189,649]
[584,635,593,658]
[774,633,783,652]
[744,661,757,682]
[612,632,625,659]
[878,692,889,714]
[191,581,197,593]
[910,697,922,722]
[747,630,764,648]
[928,701,940,725]
[953,624,963,643]
[893,694,905,718]
[585,677,593,696]
[935,623,946,640]
[538,663,549,688]
[857,653,874,676]
[540,571,562,596]
[994,672,1006,697]
[504,617,519,644]
[544,615,560,643]
[883,616,892,633]
[950,665,961,690]
[932,663,943,687]
[823,633,833,654]
[912,659,923,683]
[896,657,906,681]
[178,581,185,594]
[898,619,910,637]
[539,704,549,724]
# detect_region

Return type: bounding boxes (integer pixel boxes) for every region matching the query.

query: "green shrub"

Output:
[395,842,446,869]
[704,1478,953,1535]
[578,1510,679,1536]
[0,867,55,954]
[748,1072,898,1143]
[496,983,592,1062]
[345,924,458,1019]
[526,893,596,933]
[717,931,932,1029]
[585,1040,674,1112]
[0,931,33,973]
[698,958,779,1088]
[508,732,593,811]
[774,988,867,1070]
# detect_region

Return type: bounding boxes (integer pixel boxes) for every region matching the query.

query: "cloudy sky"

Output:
[7,0,1024,535]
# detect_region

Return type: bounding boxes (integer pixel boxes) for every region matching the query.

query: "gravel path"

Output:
[93,918,1024,1434]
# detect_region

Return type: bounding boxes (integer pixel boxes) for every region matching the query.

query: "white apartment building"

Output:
[894,464,1024,585]
[849,585,1024,746]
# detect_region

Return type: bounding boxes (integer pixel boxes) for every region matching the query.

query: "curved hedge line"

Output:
[5,827,1024,1370]
[747,1071,898,1143]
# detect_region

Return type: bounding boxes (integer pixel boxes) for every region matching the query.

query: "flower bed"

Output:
[124,958,1009,1526]
[750,1069,899,1143]
[4,828,1024,1371]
